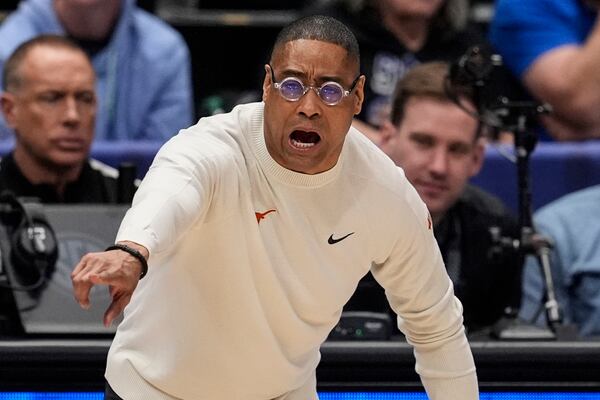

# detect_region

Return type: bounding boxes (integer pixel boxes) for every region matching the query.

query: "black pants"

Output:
[104,381,123,400]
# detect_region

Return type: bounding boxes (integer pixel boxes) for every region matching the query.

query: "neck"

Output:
[380,10,431,52]
[13,148,83,200]
[54,0,122,41]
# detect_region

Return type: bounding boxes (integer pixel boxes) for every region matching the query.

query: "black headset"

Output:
[0,192,58,291]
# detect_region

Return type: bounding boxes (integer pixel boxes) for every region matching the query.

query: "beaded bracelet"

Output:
[105,243,148,279]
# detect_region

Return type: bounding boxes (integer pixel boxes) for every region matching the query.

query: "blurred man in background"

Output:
[378,62,522,333]
[0,0,193,142]
[0,35,118,202]
[0,35,125,336]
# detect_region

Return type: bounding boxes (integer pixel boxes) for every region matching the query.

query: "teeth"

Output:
[291,139,316,148]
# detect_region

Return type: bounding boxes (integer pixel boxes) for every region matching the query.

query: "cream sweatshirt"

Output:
[106,102,478,399]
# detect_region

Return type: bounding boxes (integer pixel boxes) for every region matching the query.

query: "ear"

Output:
[262,64,272,102]
[378,120,396,147]
[469,137,486,177]
[0,92,17,128]
[352,75,366,116]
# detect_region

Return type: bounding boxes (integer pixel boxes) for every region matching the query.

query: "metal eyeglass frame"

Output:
[268,64,360,106]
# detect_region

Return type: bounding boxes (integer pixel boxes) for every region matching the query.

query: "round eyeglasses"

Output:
[269,65,360,106]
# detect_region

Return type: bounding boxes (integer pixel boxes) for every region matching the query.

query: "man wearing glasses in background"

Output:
[72,15,478,400]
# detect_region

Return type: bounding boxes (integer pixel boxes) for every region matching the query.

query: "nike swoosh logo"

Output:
[255,209,276,224]
[328,232,354,244]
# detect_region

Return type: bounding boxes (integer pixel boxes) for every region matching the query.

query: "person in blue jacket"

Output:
[520,185,600,337]
[0,0,194,143]
[490,0,600,141]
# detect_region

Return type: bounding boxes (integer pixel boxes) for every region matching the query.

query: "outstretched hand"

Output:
[71,241,149,327]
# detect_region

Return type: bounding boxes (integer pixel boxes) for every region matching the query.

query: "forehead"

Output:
[402,96,479,142]
[20,46,95,87]
[271,39,358,78]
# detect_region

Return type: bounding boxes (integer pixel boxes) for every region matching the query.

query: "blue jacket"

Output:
[0,0,194,142]
[520,185,600,337]
[489,0,596,78]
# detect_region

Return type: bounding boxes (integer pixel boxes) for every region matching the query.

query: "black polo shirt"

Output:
[0,152,119,203]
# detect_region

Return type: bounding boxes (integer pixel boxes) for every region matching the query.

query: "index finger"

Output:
[72,252,96,277]
[71,253,107,309]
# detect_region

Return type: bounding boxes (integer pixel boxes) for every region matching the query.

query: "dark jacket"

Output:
[438,185,522,332]
[0,152,119,203]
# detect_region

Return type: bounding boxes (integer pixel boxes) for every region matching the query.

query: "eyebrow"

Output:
[274,67,344,85]
[408,131,475,148]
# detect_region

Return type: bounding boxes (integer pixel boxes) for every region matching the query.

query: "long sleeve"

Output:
[371,175,478,400]
[115,131,219,256]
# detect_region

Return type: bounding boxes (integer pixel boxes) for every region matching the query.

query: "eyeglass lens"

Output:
[280,79,306,100]
[279,78,344,105]
[319,84,342,104]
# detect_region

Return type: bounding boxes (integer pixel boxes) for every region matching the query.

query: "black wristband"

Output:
[105,243,148,279]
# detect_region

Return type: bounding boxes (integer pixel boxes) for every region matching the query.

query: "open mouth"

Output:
[289,130,321,149]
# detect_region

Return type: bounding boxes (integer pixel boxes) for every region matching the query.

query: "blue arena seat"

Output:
[89,140,160,178]
[471,141,600,213]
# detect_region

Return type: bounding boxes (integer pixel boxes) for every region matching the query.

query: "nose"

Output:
[297,87,322,119]
[429,148,449,178]
[63,97,81,126]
